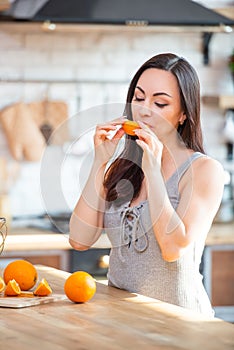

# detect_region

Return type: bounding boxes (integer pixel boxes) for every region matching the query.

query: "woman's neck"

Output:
[161,137,192,182]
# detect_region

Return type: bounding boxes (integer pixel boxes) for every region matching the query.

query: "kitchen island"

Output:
[0,264,234,350]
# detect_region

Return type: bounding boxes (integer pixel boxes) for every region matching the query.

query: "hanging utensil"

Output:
[40,98,53,145]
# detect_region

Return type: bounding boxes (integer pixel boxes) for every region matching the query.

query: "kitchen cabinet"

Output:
[0,227,71,271]
[0,226,111,273]
[0,249,70,271]
[203,244,234,323]
[203,222,234,323]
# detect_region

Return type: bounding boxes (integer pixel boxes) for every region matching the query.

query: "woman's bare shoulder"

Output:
[192,155,225,195]
[180,153,224,192]
[194,155,224,177]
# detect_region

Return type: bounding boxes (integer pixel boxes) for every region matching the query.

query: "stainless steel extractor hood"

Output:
[1,0,234,28]
[1,0,233,65]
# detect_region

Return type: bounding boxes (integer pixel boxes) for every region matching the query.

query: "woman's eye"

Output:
[155,103,168,108]
[133,97,144,101]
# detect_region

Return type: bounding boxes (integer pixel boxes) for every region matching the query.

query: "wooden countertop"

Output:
[0,265,234,350]
[206,222,234,245]
[3,221,234,252]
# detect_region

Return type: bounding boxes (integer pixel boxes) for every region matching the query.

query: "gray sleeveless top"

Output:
[104,152,214,317]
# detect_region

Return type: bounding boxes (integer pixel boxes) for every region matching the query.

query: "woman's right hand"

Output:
[93,117,126,165]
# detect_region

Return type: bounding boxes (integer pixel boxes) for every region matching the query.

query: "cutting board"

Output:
[0,292,67,308]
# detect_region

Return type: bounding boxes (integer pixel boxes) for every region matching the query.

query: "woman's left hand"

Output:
[134,121,163,171]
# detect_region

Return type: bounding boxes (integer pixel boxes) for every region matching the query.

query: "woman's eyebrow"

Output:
[135,86,172,98]
[153,92,172,97]
[135,86,145,94]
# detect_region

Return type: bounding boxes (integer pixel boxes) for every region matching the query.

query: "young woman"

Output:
[69,53,224,317]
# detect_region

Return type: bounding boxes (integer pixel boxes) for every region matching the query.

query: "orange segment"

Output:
[0,276,5,293]
[64,271,96,303]
[5,279,21,296]
[33,278,52,296]
[3,259,38,291]
[122,121,140,136]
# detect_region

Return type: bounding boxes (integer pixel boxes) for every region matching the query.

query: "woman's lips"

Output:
[137,121,152,129]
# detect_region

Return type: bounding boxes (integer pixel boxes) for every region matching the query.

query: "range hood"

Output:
[1,0,234,28]
[1,0,233,65]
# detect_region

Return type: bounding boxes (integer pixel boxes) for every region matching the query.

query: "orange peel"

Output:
[122,121,140,136]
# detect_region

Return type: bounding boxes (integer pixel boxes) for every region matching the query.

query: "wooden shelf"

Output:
[202,95,234,110]
[219,95,234,110]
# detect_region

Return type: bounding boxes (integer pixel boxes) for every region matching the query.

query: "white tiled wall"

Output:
[0,24,233,217]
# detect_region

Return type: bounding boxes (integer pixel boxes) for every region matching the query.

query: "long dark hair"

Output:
[104,53,204,205]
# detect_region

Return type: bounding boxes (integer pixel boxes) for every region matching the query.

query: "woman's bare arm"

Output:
[146,157,224,262]
[135,123,224,262]
[69,160,106,250]
[69,119,125,250]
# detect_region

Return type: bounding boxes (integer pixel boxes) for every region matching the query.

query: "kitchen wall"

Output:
[0,21,233,217]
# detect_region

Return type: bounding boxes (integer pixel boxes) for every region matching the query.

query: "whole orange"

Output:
[3,260,38,291]
[64,271,96,303]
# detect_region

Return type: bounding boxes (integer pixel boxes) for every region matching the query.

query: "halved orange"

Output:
[5,279,21,296]
[33,278,52,296]
[122,121,140,136]
[0,276,5,293]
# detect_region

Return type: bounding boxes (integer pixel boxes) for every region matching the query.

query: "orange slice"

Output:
[5,279,21,296]
[122,121,140,136]
[33,278,52,296]
[0,276,5,293]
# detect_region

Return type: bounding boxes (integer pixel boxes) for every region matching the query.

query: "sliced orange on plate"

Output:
[33,278,52,297]
[5,279,21,296]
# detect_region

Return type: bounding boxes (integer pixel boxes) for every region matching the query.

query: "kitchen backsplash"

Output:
[0,26,233,217]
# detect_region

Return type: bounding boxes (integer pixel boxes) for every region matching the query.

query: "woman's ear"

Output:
[179,113,187,125]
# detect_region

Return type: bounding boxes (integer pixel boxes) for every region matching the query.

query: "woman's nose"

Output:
[138,104,152,117]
